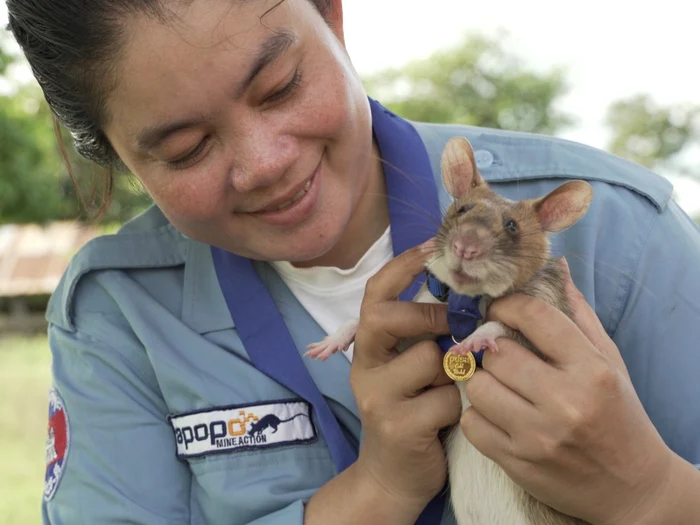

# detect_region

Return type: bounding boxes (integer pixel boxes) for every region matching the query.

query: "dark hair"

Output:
[6,0,333,216]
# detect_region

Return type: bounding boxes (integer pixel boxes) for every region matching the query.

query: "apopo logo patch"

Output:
[167,400,316,459]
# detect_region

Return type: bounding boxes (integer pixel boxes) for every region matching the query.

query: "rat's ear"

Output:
[441,137,483,199]
[534,180,593,232]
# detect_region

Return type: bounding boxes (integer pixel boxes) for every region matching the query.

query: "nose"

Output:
[452,229,483,260]
[229,125,300,193]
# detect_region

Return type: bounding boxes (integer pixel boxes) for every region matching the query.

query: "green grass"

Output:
[0,336,52,525]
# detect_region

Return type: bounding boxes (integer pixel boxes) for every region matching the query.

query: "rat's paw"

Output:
[305,318,359,360]
[305,340,344,360]
[451,321,507,355]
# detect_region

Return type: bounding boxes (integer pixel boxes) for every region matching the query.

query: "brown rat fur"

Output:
[426,137,592,359]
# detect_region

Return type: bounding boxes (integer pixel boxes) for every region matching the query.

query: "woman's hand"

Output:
[350,243,461,516]
[460,258,678,525]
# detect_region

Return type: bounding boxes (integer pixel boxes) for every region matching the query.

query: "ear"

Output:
[535,180,593,232]
[440,137,483,199]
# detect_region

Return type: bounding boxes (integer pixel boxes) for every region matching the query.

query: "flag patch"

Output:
[44,388,70,501]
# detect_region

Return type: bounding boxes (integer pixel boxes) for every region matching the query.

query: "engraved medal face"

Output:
[443,351,477,381]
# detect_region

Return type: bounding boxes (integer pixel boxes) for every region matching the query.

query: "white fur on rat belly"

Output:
[447,381,534,525]
[414,291,529,524]
[412,284,531,524]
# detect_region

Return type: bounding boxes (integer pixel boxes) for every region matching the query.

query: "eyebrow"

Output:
[135,30,297,152]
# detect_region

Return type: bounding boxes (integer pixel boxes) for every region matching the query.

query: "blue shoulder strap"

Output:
[212,99,450,523]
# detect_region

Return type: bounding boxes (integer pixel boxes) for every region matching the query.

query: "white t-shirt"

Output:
[270,227,393,362]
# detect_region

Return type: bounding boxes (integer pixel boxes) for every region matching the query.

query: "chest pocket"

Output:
[171,397,336,524]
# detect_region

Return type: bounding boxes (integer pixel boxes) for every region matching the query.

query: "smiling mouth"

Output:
[267,178,312,212]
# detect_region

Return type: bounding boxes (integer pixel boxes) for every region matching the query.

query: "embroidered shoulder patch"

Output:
[167,399,316,459]
[44,388,70,501]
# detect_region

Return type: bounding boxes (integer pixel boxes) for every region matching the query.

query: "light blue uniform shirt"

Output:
[42,102,700,524]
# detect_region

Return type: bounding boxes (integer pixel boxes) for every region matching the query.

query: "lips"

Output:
[262,178,313,212]
[245,157,323,228]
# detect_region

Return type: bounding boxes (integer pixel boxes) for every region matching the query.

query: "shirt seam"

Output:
[608,208,662,339]
[65,318,169,410]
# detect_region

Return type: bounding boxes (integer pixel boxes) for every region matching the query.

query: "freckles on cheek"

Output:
[148,176,226,223]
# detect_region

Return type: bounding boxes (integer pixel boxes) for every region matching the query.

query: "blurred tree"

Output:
[605,93,699,174]
[0,40,150,225]
[362,30,575,135]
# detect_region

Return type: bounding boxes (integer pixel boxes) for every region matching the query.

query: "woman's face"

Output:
[103,0,378,263]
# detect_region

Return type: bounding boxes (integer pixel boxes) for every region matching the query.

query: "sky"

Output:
[2,0,699,212]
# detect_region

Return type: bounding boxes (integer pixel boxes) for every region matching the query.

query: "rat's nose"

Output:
[452,236,481,260]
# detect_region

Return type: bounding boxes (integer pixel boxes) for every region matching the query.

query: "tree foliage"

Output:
[363,31,575,135]
[605,93,699,172]
[0,41,150,225]
[2,29,699,226]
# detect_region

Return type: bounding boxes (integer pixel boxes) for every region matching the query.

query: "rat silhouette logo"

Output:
[44,388,70,502]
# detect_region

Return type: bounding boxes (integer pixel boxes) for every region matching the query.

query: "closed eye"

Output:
[264,69,302,105]
[166,136,211,170]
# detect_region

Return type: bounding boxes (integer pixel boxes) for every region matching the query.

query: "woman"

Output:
[7,0,700,523]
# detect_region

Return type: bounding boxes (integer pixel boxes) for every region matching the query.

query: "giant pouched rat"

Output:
[306,136,593,525]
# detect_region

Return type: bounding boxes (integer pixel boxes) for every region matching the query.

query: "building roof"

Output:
[0,222,100,297]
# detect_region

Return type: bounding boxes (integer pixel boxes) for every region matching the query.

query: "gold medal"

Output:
[443,350,477,381]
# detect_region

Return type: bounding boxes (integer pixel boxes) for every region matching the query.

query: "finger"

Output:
[382,341,451,394]
[411,383,462,431]
[464,369,538,435]
[362,300,450,343]
[354,301,448,369]
[460,405,511,462]
[480,338,558,406]
[486,293,591,367]
[362,241,433,306]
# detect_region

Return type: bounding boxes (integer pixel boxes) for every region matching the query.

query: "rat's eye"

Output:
[504,219,518,235]
[456,204,474,215]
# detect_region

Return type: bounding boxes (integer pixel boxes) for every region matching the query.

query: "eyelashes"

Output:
[166,136,212,170]
[165,69,303,171]
[264,69,302,105]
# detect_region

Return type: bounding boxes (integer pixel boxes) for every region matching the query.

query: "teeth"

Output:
[276,180,311,211]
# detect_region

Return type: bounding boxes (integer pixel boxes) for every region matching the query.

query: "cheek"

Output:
[140,165,229,224]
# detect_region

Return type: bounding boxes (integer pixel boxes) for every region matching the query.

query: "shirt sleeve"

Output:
[611,199,700,467]
[42,323,193,524]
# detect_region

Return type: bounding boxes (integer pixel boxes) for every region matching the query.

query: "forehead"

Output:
[102,0,297,148]
[452,187,528,217]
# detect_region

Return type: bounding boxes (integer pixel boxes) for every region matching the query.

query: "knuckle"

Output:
[377,416,404,444]
[422,304,441,333]
[356,392,383,420]
[359,303,383,332]
[365,273,380,295]
[590,360,618,392]
[464,371,490,403]
[414,341,442,370]
[562,401,588,431]
[533,433,561,462]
